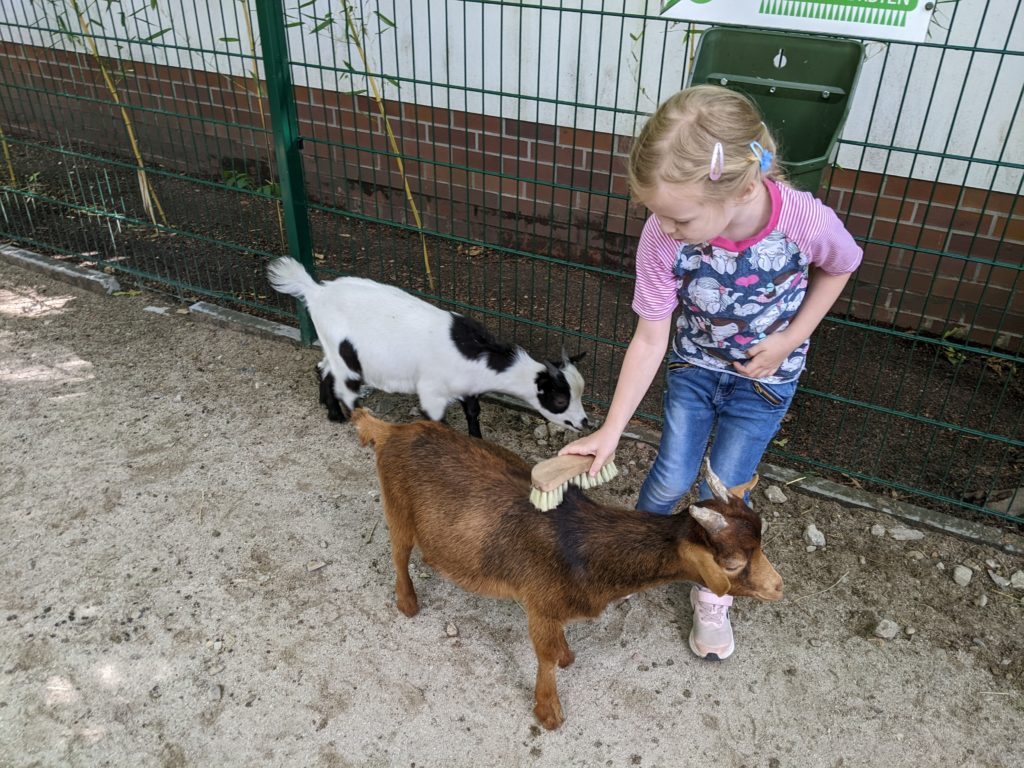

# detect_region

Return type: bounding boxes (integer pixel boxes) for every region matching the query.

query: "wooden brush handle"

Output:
[531,453,613,492]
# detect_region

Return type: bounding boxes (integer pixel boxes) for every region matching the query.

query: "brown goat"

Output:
[352,409,782,730]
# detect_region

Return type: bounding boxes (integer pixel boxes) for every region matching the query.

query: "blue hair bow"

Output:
[750,141,773,173]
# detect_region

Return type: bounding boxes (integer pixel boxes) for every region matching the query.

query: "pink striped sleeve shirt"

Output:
[632,180,862,321]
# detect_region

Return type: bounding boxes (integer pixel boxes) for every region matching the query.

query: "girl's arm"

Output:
[733,267,852,379]
[559,315,672,474]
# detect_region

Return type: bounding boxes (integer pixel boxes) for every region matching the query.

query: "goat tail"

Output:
[351,407,386,447]
[266,256,320,301]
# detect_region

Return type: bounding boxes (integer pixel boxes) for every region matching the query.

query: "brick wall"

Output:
[822,168,1023,349]
[3,43,1022,349]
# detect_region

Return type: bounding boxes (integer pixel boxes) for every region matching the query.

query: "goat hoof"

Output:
[534,699,565,730]
[397,596,419,617]
[558,649,575,668]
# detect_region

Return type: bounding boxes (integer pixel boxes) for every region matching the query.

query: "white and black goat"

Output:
[267,257,590,437]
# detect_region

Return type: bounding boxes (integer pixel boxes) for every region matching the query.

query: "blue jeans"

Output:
[637,362,799,514]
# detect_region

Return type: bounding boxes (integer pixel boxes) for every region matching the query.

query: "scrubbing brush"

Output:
[529,453,619,511]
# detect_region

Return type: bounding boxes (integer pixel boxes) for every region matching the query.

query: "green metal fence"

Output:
[1,1,1022,526]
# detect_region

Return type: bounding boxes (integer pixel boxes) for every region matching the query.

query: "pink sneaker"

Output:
[688,585,735,660]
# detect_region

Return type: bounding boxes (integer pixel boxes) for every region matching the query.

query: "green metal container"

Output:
[689,27,865,193]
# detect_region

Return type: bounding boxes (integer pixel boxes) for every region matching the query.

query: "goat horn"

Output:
[703,458,731,503]
[690,504,728,534]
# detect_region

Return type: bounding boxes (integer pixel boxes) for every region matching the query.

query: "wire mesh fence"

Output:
[1,0,1022,525]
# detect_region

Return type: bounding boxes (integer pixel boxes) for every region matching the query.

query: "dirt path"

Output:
[1,258,1022,768]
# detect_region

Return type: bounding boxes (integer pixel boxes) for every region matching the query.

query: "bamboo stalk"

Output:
[70,0,167,226]
[240,0,285,247]
[342,1,434,290]
[0,125,16,186]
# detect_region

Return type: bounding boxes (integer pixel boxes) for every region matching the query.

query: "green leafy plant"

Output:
[941,327,968,367]
[221,169,280,199]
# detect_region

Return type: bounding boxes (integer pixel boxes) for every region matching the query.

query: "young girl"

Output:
[560,85,862,660]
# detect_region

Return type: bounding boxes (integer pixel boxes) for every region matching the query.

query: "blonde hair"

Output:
[628,85,782,202]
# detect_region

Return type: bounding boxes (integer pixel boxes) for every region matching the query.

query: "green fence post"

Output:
[254,0,315,345]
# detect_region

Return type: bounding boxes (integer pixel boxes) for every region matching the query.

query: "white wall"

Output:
[3,0,1021,191]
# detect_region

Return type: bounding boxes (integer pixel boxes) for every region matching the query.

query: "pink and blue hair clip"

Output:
[750,141,773,172]
[709,141,725,181]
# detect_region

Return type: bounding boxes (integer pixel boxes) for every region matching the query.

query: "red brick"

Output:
[523,162,555,184]
[946,234,1001,260]
[609,174,630,198]
[894,224,946,251]
[453,111,501,134]
[583,150,617,175]
[997,215,1024,243]
[450,148,485,172]
[960,187,1019,215]
[830,168,883,194]
[504,118,557,143]
[851,192,911,220]
[860,242,894,266]
[558,126,613,153]
[845,215,871,239]
[870,218,897,243]
[432,126,473,151]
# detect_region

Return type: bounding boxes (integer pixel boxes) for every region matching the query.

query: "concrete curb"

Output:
[0,244,121,294]
[188,300,302,344]
[4,244,1022,554]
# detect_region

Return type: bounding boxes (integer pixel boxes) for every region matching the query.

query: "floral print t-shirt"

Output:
[632,179,863,384]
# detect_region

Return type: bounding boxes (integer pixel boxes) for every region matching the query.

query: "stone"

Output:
[870,524,886,537]
[764,485,787,504]
[946,565,970,589]
[873,619,900,640]
[988,570,1011,589]
[1010,570,1024,590]
[952,565,973,587]
[888,527,925,541]
[803,524,826,548]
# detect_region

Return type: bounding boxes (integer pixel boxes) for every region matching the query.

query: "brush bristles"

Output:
[529,460,619,511]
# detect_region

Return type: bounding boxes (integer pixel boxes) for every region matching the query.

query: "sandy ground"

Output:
[1,257,1022,768]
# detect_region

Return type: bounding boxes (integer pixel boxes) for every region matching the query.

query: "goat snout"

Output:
[755,578,784,602]
[562,416,590,431]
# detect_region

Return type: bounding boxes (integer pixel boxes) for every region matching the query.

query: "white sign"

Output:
[661,0,937,43]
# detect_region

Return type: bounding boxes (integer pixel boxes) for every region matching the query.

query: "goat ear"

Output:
[557,347,587,367]
[703,458,731,503]
[728,473,759,499]
[688,546,731,597]
[689,504,728,534]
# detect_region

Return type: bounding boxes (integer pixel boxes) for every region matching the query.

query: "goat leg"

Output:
[318,368,350,423]
[527,613,567,730]
[556,630,575,668]
[381,497,419,617]
[459,395,482,438]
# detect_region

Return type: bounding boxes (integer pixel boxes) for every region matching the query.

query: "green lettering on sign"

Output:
[757,0,916,26]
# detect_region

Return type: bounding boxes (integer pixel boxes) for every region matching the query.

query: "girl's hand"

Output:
[559,426,621,476]
[733,331,797,379]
